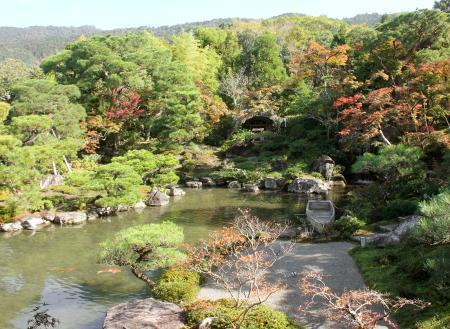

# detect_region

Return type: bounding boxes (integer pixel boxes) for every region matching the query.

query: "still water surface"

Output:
[0,188,344,329]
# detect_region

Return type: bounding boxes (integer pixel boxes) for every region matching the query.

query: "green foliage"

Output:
[238,31,287,88]
[172,32,222,92]
[211,168,263,183]
[0,58,34,101]
[111,149,179,186]
[352,244,450,328]
[186,299,301,329]
[352,144,425,181]
[220,130,255,153]
[334,214,365,238]
[92,163,142,208]
[153,267,201,304]
[98,222,185,271]
[0,101,10,123]
[380,199,419,220]
[411,190,450,246]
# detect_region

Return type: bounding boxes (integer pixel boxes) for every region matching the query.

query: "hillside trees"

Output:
[238,31,287,89]
[0,79,86,217]
[41,32,206,152]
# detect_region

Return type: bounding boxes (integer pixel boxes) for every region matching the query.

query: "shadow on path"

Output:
[198,241,366,329]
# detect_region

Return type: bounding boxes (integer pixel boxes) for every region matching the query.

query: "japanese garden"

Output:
[0,1,449,328]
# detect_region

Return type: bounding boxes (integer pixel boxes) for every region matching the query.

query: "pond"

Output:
[0,188,346,329]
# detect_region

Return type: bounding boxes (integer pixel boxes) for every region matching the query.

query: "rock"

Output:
[228,181,241,189]
[354,179,374,185]
[287,177,329,194]
[185,181,202,188]
[241,183,259,193]
[168,187,186,196]
[364,215,421,247]
[116,205,130,212]
[54,211,87,225]
[103,298,185,329]
[0,221,23,232]
[146,188,170,206]
[264,177,283,190]
[87,211,99,221]
[96,207,116,216]
[134,201,147,209]
[41,211,56,223]
[40,174,64,189]
[329,177,346,187]
[200,177,216,187]
[21,215,48,230]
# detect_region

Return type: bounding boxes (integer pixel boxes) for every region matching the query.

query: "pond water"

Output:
[0,188,345,329]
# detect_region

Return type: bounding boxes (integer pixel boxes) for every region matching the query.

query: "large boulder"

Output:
[287,177,329,194]
[103,298,185,329]
[134,201,147,209]
[116,205,131,212]
[146,188,170,206]
[41,211,56,223]
[362,215,421,247]
[241,183,260,193]
[200,177,216,187]
[40,174,64,189]
[54,211,87,225]
[0,221,23,232]
[185,181,202,188]
[21,215,48,230]
[168,186,186,196]
[228,181,241,189]
[264,177,283,190]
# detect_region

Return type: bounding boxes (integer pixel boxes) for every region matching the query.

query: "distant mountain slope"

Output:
[0,26,101,65]
[344,13,383,26]
[0,13,382,65]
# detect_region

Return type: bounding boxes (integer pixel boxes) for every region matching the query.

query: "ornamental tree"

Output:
[351,144,425,184]
[98,222,185,287]
[91,162,142,208]
[299,271,429,329]
[111,149,179,186]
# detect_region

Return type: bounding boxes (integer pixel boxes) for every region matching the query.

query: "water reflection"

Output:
[0,188,346,329]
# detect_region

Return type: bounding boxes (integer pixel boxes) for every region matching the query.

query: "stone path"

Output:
[198,241,368,329]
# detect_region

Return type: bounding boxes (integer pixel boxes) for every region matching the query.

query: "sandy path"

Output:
[198,241,369,329]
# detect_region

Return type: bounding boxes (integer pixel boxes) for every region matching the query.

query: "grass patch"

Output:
[352,245,450,329]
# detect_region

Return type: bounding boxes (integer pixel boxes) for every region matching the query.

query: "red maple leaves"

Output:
[106,87,144,121]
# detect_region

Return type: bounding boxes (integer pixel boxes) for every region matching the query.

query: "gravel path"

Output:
[198,241,368,329]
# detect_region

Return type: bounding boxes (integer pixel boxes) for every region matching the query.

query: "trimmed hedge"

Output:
[152,267,201,304]
[186,299,302,329]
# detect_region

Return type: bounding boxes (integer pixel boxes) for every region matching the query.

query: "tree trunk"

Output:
[378,125,391,145]
[52,160,58,176]
[63,156,73,173]
[130,267,156,288]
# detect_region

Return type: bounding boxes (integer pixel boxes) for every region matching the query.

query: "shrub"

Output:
[220,130,255,153]
[334,214,365,238]
[411,190,450,246]
[50,185,78,195]
[153,267,200,304]
[186,299,300,329]
[380,199,418,220]
[211,168,263,183]
[98,222,186,287]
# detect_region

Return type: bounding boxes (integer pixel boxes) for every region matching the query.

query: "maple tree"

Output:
[299,271,429,329]
[188,210,292,327]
